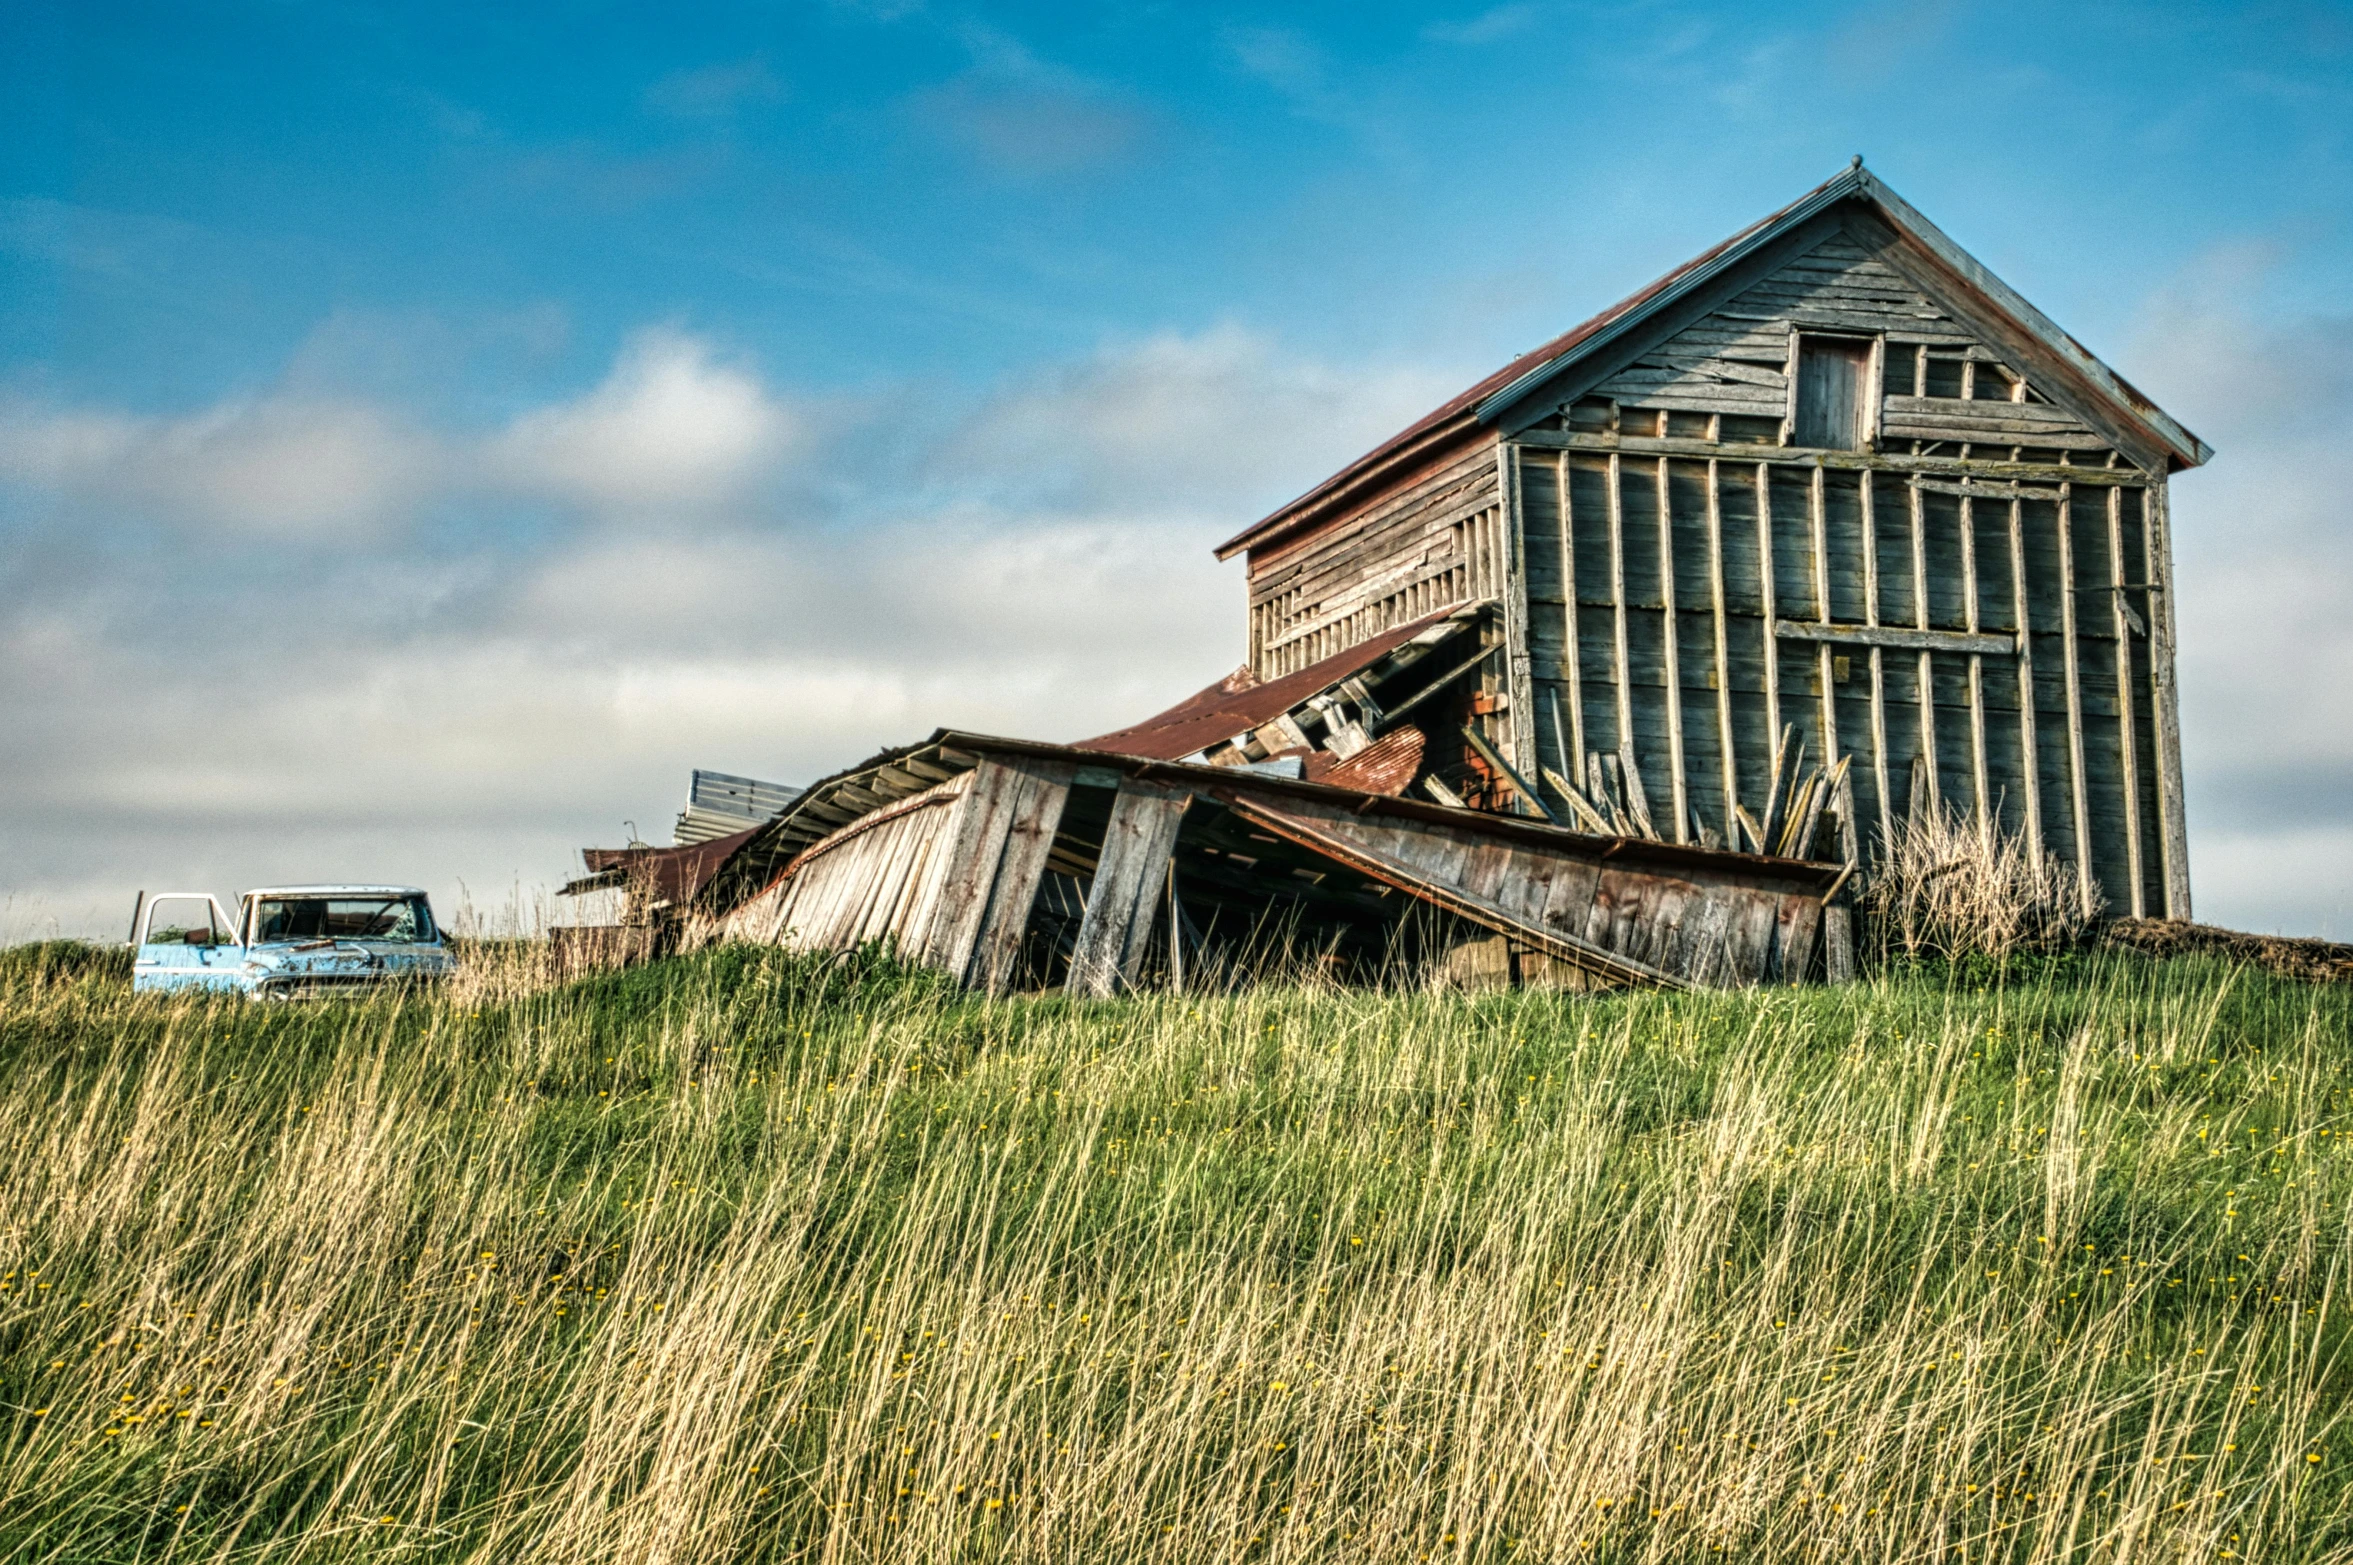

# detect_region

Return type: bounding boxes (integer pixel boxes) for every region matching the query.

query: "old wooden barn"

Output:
[567,163,2207,994]
[1217,161,2208,920]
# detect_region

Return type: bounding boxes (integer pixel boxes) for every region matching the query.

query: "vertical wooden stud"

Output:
[1498,441,1540,773]
[1756,461,1782,751]
[1809,463,1838,764]
[2144,480,2192,918]
[2107,483,2145,918]
[2007,497,2043,862]
[1656,456,1689,842]
[1607,452,1633,760]
[1706,458,1737,839]
[1556,450,1585,776]
[1961,493,1991,836]
[1908,473,1938,805]
[1860,470,1891,851]
[2055,482,2095,913]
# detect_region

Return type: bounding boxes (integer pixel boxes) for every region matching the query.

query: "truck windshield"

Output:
[254,896,434,943]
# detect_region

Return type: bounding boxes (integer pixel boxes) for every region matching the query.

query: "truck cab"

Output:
[131,885,456,998]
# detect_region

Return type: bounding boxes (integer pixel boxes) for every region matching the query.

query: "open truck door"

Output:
[130,891,247,995]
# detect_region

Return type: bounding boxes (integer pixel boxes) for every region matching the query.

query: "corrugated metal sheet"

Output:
[673,769,803,845]
[564,821,767,907]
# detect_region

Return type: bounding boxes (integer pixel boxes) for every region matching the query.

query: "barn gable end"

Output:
[1575,226,2117,460]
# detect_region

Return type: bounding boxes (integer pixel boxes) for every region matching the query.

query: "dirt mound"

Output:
[2102,919,2353,984]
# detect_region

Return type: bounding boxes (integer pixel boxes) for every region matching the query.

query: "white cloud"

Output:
[0,394,442,538]
[942,322,1458,514]
[487,327,802,518]
[0,324,813,542]
[1,320,1409,937]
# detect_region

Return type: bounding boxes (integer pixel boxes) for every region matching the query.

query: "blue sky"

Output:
[4,0,2350,938]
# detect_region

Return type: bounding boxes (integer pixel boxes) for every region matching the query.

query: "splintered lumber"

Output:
[1759,726,1801,855]
[1066,782,1191,997]
[1734,803,1767,855]
[1461,725,1559,825]
[1618,742,1658,839]
[1542,765,1614,835]
[1223,797,1684,990]
[927,756,1075,992]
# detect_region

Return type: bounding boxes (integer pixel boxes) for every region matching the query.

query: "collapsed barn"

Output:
[566,162,2205,992]
[694,731,1847,994]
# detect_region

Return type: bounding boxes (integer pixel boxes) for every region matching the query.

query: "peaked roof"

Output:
[1216,163,2210,561]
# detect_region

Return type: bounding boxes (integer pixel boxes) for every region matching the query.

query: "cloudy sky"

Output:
[4,0,2349,940]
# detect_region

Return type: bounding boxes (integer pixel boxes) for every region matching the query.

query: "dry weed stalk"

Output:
[1863,771,2100,963]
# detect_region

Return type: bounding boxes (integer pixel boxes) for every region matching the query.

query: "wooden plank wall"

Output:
[1514,442,2173,916]
[721,757,1080,992]
[1065,780,1191,996]
[720,773,970,954]
[1247,446,1502,679]
[1494,219,2186,918]
[925,757,1075,991]
[1240,791,1826,986]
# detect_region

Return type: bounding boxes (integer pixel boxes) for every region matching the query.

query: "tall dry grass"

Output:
[0,941,2348,1562]
[1863,788,2101,964]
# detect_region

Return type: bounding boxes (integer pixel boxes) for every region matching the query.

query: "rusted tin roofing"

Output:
[566,821,766,907]
[1072,601,1476,761]
[1214,162,2210,563]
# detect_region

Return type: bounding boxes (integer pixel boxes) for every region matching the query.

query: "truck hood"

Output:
[245,940,455,978]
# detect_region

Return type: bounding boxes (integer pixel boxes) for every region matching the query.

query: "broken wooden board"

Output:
[1066,780,1191,997]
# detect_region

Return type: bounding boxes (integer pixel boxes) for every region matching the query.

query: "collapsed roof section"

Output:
[561,822,767,911]
[705,729,1844,988]
[701,731,1848,995]
[1073,601,1490,767]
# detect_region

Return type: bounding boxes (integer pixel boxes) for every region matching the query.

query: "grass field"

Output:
[2,942,2349,1563]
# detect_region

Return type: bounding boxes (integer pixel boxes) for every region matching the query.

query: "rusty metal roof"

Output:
[1214,162,2210,563]
[1072,601,1480,762]
[565,821,767,907]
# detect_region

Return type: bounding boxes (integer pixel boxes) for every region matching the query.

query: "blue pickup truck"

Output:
[130,885,457,999]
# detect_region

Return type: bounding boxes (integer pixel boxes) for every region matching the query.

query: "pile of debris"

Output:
[2102,920,2353,984]
[1526,714,1849,866]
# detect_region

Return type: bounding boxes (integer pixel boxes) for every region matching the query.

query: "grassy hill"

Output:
[1,943,2349,1562]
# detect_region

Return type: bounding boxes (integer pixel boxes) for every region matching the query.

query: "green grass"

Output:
[2,941,2349,1562]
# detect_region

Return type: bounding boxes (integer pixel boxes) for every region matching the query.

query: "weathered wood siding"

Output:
[718,756,1078,991]
[1505,224,2185,918]
[720,773,970,954]
[1231,790,1827,986]
[1247,445,1503,679]
[1582,226,2123,460]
